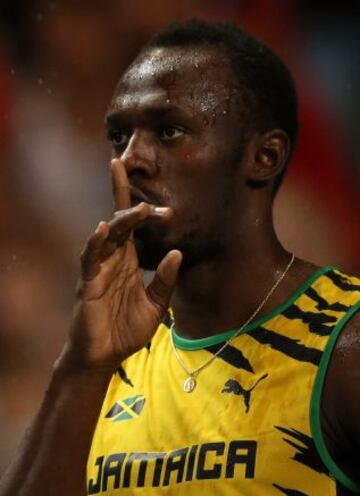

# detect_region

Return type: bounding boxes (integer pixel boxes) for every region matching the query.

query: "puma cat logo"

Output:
[222,374,268,413]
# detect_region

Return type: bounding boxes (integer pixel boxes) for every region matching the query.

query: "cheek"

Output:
[160,140,238,215]
[170,174,227,230]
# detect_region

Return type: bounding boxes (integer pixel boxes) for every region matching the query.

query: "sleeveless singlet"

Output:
[87,267,360,495]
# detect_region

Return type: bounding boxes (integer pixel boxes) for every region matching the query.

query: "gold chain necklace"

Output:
[170,253,295,393]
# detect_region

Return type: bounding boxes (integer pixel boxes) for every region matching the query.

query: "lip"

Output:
[130,185,153,205]
[130,185,161,206]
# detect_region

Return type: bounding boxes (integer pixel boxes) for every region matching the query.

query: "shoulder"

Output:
[325,307,360,411]
[321,294,360,484]
[325,268,360,385]
[324,270,360,422]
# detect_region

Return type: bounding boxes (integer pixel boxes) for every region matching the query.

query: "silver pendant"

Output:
[183,376,196,393]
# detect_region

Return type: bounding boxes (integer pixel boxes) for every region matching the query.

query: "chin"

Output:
[134,228,171,271]
[134,226,223,271]
[136,245,166,271]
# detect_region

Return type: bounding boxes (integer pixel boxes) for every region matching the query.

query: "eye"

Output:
[160,125,185,140]
[107,130,129,148]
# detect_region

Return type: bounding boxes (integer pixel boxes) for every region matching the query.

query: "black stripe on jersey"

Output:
[248,327,322,366]
[273,484,309,495]
[205,343,254,373]
[305,286,349,313]
[275,426,328,474]
[325,270,360,292]
[282,304,336,336]
[117,366,134,388]
[163,312,172,329]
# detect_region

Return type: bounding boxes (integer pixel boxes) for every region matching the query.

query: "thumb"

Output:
[146,250,182,312]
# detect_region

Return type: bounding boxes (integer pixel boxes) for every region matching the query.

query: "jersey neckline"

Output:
[172,265,335,351]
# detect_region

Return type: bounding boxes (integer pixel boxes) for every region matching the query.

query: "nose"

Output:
[121,129,157,178]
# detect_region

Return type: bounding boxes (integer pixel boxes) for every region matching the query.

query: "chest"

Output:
[87,335,334,495]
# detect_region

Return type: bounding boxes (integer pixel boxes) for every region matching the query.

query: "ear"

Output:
[248,129,290,184]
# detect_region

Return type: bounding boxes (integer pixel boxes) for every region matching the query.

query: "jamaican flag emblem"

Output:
[105,394,146,422]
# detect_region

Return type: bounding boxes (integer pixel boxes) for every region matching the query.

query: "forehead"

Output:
[110,46,238,114]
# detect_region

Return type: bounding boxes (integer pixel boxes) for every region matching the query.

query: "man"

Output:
[1,19,360,495]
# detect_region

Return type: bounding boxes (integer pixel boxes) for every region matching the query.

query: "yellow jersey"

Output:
[87,267,360,495]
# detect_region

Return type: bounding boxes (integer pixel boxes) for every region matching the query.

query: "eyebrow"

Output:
[104,104,189,127]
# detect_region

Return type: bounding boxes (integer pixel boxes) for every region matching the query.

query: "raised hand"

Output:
[65,158,182,371]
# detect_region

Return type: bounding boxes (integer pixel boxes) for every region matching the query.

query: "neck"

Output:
[171,218,292,339]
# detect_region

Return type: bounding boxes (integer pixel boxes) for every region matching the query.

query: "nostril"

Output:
[124,156,151,175]
[123,153,158,178]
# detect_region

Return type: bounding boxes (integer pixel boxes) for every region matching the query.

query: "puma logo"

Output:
[222,374,268,413]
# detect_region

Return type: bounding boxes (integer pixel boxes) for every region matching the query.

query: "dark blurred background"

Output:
[0,0,359,472]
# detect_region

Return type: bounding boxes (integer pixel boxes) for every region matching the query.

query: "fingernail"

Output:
[152,207,170,214]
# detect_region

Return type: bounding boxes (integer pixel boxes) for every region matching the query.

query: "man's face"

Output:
[105,46,249,270]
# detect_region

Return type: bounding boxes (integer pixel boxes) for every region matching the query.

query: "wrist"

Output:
[53,344,118,383]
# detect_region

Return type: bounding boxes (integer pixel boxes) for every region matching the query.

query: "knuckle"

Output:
[112,209,134,224]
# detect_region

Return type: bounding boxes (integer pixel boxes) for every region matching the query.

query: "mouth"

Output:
[130,186,152,206]
[130,185,163,208]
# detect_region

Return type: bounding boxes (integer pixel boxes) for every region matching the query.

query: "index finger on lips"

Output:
[111,158,131,211]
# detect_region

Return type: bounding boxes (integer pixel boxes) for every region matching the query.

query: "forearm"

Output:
[0,355,113,496]
[0,158,180,496]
